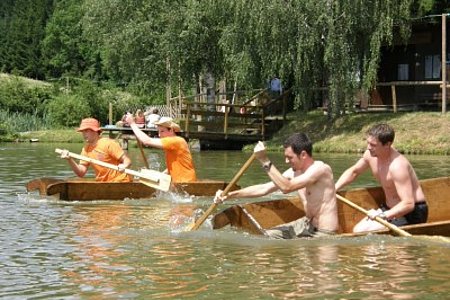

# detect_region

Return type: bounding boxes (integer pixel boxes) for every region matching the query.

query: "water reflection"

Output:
[1,143,450,298]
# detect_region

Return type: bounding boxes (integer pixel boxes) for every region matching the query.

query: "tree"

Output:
[42,0,100,79]
[1,0,53,79]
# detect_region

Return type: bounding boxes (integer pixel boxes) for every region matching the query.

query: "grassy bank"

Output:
[250,111,450,155]
[15,111,450,155]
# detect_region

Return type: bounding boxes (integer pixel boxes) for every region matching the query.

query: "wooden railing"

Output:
[180,101,266,138]
[376,81,449,113]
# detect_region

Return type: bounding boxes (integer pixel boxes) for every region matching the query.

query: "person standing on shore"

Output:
[335,123,428,232]
[59,118,132,182]
[125,114,197,183]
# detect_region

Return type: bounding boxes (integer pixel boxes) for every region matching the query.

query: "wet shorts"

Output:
[265,216,336,239]
[382,201,428,226]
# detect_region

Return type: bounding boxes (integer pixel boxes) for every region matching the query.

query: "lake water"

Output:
[1,142,450,299]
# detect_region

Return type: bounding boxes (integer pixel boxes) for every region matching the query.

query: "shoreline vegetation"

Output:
[12,111,450,156]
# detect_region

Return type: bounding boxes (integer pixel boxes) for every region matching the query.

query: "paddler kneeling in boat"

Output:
[335,123,428,233]
[125,114,197,183]
[214,133,339,239]
[59,118,132,182]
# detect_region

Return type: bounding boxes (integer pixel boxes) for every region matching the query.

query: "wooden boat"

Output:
[212,176,450,237]
[26,177,239,201]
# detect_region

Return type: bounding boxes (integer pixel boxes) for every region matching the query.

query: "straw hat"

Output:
[77,118,102,132]
[153,117,181,132]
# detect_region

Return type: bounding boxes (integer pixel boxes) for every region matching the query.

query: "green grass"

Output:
[250,110,450,155]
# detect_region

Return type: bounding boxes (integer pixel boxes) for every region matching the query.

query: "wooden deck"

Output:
[105,90,289,150]
[102,126,263,150]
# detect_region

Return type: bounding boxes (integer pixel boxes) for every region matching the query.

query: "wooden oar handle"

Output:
[55,148,160,182]
[187,153,257,231]
[336,194,411,237]
[221,153,256,196]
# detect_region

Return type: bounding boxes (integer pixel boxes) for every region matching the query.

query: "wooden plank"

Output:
[28,178,240,201]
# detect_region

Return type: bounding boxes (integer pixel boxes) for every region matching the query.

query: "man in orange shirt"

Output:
[125,114,197,183]
[60,118,132,182]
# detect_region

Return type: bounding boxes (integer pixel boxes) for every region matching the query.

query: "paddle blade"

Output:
[139,169,171,192]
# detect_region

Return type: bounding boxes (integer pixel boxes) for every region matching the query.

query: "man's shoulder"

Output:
[313,160,332,172]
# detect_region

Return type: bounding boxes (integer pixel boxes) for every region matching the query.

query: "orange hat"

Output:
[153,117,181,132]
[77,118,102,132]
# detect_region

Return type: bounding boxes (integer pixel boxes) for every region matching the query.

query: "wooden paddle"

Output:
[136,139,150,169]
[336,194,412,237]
[55,148,171,192]
[185,153,256,231]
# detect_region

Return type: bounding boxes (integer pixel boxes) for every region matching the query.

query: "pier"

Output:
[104,89,291,150]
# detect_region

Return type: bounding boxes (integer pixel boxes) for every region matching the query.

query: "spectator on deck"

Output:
[145,108,161,128]
[135,109,146,128]
[268,76,282,98]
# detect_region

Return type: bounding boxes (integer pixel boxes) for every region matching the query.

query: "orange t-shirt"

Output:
[161,136,197,183]
[80,138,132,182]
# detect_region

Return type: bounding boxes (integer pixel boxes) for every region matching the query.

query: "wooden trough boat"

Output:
[212,176,450,237]
[26,177,239,201]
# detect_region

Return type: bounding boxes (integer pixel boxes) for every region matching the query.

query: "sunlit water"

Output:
[1,142,450,299]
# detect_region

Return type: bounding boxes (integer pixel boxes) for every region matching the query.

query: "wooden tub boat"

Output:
[212,176,450,237]
[26,177,239,201]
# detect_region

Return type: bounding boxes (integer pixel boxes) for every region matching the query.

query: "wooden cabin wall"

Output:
[375,22,449,107]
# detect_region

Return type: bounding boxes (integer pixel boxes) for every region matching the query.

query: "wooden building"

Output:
[373,15,448,112]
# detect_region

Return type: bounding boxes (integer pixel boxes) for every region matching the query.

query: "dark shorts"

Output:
[382,201,428,226]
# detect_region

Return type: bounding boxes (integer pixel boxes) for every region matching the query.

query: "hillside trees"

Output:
[1,0,449,122]
[42,0,101,80]
[0,0,53,79]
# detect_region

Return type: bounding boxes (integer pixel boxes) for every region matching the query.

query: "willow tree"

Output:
[81,0,175,96]
[161,0,233,108]
[221,0,413,119]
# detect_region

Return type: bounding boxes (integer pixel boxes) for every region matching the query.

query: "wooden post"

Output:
[391,85,397,113]
[442,13,447,113]
[185,102,190,138]
[108,102,113,125]
[166,58,172,110]
[224,105,229,135]
[261,107,265,139]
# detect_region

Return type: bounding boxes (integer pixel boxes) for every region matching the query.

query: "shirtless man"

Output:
[335,123,428,232]
[215,133,338,239]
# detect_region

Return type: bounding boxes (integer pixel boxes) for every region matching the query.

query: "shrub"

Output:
[45,94,91,127]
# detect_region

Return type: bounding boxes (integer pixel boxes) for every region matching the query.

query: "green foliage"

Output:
[1,0,449,121]
[0,75,53,116]
[0,109,51,133]
[42,0,100,79]
[0,0,53,79]
[45,93,91,127]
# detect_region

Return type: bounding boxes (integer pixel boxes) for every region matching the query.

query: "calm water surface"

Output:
[1,142,450,299]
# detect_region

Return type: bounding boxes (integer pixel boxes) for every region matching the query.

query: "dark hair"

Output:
[366,123,395,145]
[153,108,159,114]
[283,133,313,156]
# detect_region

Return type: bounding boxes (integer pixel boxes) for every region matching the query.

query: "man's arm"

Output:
[60,150,88,177]
[384,160,416,220]
[253,141,317,194]
[215,181,278,203]
[335,154,370,191]
[125,114,163,149]
[117,153,132,172]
